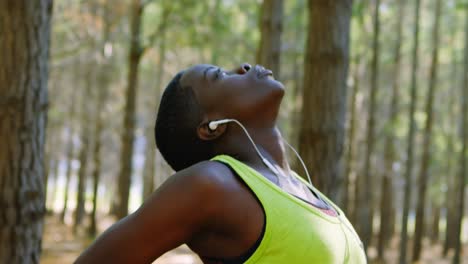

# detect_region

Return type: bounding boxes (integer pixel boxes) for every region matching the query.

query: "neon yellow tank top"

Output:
[211,155,367,264]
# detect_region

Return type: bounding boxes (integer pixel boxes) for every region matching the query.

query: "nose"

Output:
[234,63,251,74]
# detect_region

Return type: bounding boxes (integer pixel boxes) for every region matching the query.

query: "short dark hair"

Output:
[155,71,215,171]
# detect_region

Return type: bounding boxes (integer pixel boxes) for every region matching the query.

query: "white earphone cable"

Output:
[281,139,313,187]
[212,119,313,186]
[213,119,280,175]
[210,119,364,249]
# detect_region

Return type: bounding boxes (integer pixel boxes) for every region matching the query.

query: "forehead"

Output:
[180,64,216,88]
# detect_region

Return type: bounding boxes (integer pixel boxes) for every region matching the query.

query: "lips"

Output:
[255,65,274,79]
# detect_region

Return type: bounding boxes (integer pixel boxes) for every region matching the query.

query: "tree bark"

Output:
[412,0,442,260]
[359,0,381,250]
[256,0,283,79]
[344,64,359,215]
[287,1,306,161]
[430,204,440,244]
[348,66,361,224]
[298,0,352,202]
[0,0,52,262]
[44,158,54,211]
[43,152,51,209]
[116,0,145,219]
[443,123,457,255]
[44,121,60,210]
[453,6,468,264]
[89,0,112,237]
[60,74,79,223]
[73,65,93,232]
[349,0,368,225]
[443,15,460,256]
[89,77,107,236]
[88,68,108,236]
[399,0,421,263]
[50,151,61,212]
[45,120,62,212]
[377,2,405,259]
[142,137,156,200]
[142,5,169,201]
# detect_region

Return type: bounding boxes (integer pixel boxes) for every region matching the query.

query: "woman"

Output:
[76,63,366,264]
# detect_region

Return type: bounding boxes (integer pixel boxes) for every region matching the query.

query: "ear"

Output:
[197,118,227,141]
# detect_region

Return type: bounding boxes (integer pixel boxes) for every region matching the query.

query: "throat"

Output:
[244,127,289,171]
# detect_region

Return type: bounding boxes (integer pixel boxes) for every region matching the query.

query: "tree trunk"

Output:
[73,66,93,232]
[453,7,468,264]
[287,1,305,160]
[44,157,51,210]
[349,0,368,224]
[344,65,359,215]
[399,0,421,263]
[60,79,79,223]
[89,83,106,237]
[88,74,107,236]
[443,16,459,257]
[359,0,381,250]
[0,0,52,262]
[389,204,396,243]
[44,158,55,212]
[377,1,404,259]
[116,0,145,219]
[298,0,352,202]
[412,0,442,260]
[256,0,283,79]
[142,139,156,200]
[43,152,51,209]
[443,131,457,255]
[155,150,163,188]
[430,204,440,244]
[50,152,61,212]
[142,6,169,201]
[44,122,60,210]
[89,0,112,237]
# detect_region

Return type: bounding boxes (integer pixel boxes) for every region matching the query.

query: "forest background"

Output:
[0,0,467,263]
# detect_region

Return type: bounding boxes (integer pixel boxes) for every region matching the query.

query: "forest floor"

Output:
[40,215,466,264]
[40,214,203,264]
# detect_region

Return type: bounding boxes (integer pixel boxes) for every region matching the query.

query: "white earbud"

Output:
[208,119,233,131]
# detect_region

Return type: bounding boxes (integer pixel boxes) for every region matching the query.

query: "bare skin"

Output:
[75,63,333,264]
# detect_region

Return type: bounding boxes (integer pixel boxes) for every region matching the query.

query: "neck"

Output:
[217,124,290,173]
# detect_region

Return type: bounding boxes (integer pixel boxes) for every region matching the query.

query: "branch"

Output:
[141,4,172,55]
[51,41,95,61]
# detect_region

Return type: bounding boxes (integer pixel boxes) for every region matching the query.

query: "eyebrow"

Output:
[203,66,216,80]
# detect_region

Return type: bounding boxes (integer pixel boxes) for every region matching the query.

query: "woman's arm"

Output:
[75,163,223,264]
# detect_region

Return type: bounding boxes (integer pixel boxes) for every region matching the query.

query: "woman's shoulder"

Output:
[173,160,242,197]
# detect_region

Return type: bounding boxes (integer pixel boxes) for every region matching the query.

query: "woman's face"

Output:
[180,63,285,125]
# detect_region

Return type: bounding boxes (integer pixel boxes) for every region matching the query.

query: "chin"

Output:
[274,79,285,91]
[260,75,285,89]
[268,79,285,97]
[265,86,284,109]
